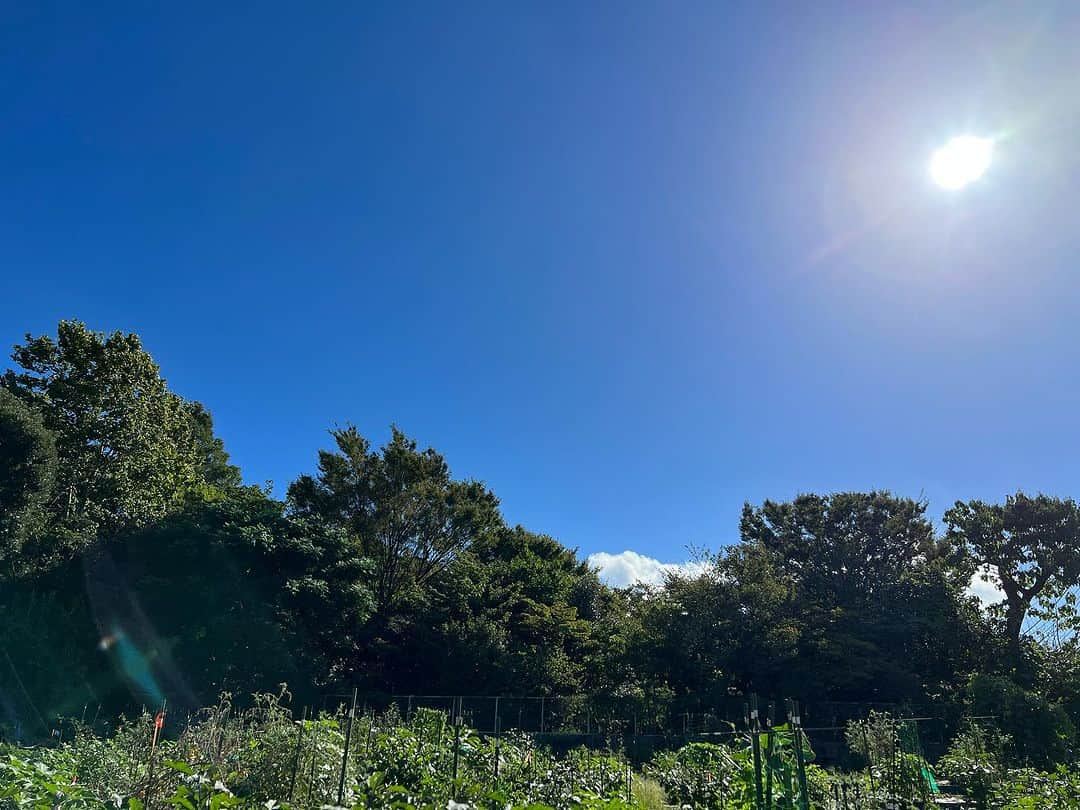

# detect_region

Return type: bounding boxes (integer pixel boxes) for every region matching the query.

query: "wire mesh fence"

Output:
[312,692,952,766]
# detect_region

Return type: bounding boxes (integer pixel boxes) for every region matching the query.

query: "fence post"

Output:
[861,721,876,797]
[337,689,358,806]
[493,709,501,783]
[307,717,318,805]
[289,707,308,802]
[764,702,776,810]
[747,695,764,810]
[143,698,167,810]
[452,711,462,797]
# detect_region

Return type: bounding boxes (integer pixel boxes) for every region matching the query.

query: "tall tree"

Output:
[187,402,242,490]
[85,488,375,710]
[288,426,502,612]
[740,491,938,607]
[1,321,232,545]
[945,492,1080,662]
[737,492,969,701]
[0,389,57,574]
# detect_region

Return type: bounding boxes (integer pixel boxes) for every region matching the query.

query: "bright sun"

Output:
[929,135,993,190]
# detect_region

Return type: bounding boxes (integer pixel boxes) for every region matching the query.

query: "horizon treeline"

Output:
[2,321,1080,764]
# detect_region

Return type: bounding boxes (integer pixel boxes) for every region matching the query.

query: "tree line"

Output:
[2,321,1079,763]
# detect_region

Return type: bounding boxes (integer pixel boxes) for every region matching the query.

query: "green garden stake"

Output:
[748,695,765,810]
[789,701,809,810]
[764,725,776,810]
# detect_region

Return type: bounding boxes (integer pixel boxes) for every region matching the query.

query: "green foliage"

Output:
[965,674,1075,768]
[1,321,236,548]
[0,388,57,573]
[628,776,664,810]
[0,747,102,809]
[937,721,1080,810]
[990,765,1080,810]
[0,697,652,809]
[7,319,1080,795]
[938,721,1009,809]
[735,492,980,703]
[5,695,1080,810]
[945,493,1080,664]
[288,425,502,614]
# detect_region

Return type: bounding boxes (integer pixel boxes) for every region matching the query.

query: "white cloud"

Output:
[587,550,701,588]
[591,552,1010,606]
[967,564,1005,607]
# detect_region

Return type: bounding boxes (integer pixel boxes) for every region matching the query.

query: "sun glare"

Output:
[929,135,993,190]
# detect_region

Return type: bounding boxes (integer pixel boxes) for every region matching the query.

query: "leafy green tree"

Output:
[740,492,938,607]
[737,492,974,702]
[453,526,604,694]
[945,493,1080,662]
[187,401,242,490]
[965,673,1075,768]
[0,389,56,573]
[288,426,502,613]
[89,488,375,708]
[1,322,233,545]
[0,582,99,741]
[353,525,608,695]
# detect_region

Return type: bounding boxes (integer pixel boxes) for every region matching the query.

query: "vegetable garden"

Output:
[2,691,1077,810]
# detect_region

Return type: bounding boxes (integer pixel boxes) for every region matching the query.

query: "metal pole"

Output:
[493,710,501,783]
[452,712,462,798]
[144,698,167,810]
[289,707,307,802]
[307,719,318,805]
[861,722,876,796]
[338,688,358,806]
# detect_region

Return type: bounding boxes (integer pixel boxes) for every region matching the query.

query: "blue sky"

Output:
[3,2,1080,576]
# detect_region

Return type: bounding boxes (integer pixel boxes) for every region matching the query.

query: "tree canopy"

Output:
[2,320,1080,766]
